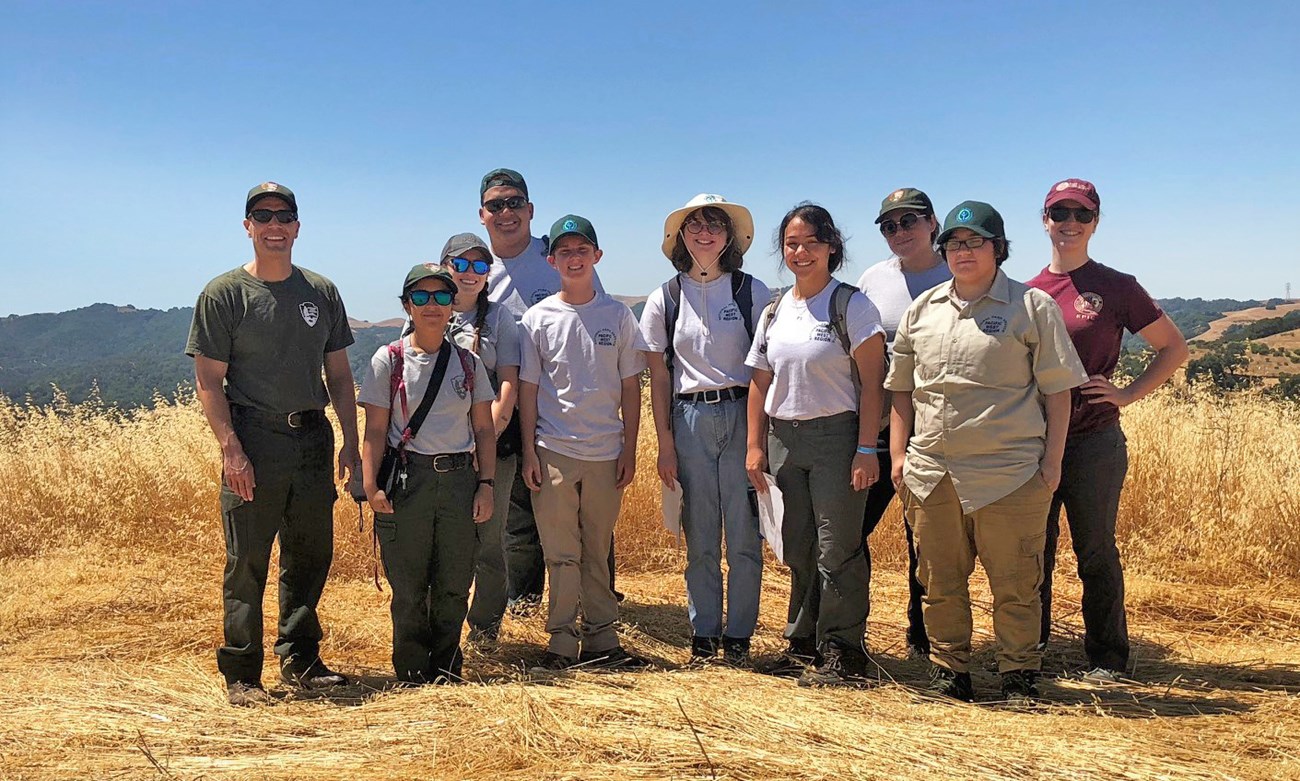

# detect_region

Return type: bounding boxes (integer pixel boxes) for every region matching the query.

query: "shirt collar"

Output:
[934,268,1012,306]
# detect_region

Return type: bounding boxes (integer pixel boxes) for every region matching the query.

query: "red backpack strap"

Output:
[387,339,410,425]
[455,345,476,397]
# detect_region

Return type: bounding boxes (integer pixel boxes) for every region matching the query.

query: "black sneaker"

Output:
[759,638,818,677]
[721,637,752,668]
[689,636,720,664]
[529,651,578,675]
[927,666,975,702]
[226,680,272,707]
[280,657,348,689]
[579,646,651,670]
[906,641,931,661]
[1000,669,1040,702]
[797,645,867,688]
[466,626,500,650]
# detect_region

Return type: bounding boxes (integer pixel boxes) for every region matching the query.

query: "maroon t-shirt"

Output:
[1027,260,1163,436]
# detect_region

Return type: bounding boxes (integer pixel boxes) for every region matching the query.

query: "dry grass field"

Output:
[1190,302,1300,343]
[1,387,1299,780]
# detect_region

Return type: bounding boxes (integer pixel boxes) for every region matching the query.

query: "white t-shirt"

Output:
[745,281,885,421]
[447,300,521,387]
[358,337,495,455]
[520,293,648,461]
[856,257,952,350]
[639,272,773,394]
[486,236,604,321]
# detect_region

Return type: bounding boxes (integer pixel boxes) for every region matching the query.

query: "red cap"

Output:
[1044,178,1100,211]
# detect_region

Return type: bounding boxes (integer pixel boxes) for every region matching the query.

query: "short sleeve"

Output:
[185,291,234,361]
[883,305,916,392]
[470,354,495,404]
[495,307,522,368]
[519,315,542,385]
[744,300,776,372]
[1120,275,1163,335]
[620,308,649,379]
[749,278,773,332]
[357,345,395,408]
[325,287,355,353]
[847,291,885,351]
[639,286,669,353]
[1028,291,1089,395]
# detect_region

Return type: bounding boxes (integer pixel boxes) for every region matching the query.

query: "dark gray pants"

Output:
[861,427,927,650]
[1039,424,1130,671]
[505,467,546,603]
[218,411,336,684]
[773,412,870,654]
[376,459,478,682]
[467,455,518,634]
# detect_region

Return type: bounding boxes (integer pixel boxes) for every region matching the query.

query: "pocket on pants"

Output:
[375,517,398,544]
[219,487,246,556]
[1019,531,1047,588]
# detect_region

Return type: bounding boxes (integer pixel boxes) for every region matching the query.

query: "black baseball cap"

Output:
[245,182,297,216]
[480,168,528,200]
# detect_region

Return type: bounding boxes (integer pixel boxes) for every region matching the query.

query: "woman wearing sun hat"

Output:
[641,194,771,667]
[1026,180,1187,681]
[435,233,526,649]
[885,201,1088,702]
[358,264,497,684]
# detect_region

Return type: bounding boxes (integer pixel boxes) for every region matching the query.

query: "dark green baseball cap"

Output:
[402,263,460,296]
[480,168,528,200]
[245,181,297,216]
[547,214,599,251]
[936,200,1005,244]
[874,187,933,223]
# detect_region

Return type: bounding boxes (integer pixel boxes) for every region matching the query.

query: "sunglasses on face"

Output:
[248,209,298,224]
[406,289,454,307]
[684,219,727,236]
[1047,206,1097,224]
[879,212,924,237]
[482,196,528,214]
[943,236,989,252]
[449,257,491,275]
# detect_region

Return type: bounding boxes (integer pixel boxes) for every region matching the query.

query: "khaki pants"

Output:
[533,447,623,657]
[902,473,1050,674]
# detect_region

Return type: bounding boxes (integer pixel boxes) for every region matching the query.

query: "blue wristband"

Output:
[856,445,881,455]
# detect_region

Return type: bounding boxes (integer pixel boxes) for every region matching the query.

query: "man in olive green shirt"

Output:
[186,182,359,706]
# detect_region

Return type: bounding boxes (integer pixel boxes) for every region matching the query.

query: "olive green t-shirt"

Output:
[185,265,354,413]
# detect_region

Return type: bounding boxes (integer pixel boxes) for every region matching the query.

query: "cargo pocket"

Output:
[1019,531,1047,593]
[219,487,246,556]
[375,517,398,544]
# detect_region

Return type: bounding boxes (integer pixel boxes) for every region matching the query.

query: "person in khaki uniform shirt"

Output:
[885,201,1087,703]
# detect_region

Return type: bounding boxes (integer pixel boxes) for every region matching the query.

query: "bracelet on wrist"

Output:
[477,478,495,487]
[856,445,882,455]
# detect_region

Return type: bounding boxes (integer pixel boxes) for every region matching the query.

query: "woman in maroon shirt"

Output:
[1026,179,1188,681]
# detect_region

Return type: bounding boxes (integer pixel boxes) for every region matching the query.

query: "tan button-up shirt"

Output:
[884,269,1087,513]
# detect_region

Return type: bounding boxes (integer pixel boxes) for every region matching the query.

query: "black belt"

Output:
[404,452,472,472]
[231,405,326,429]
[677,386,748,404]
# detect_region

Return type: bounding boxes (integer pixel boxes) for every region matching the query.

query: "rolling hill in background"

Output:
[2,295,1295,408]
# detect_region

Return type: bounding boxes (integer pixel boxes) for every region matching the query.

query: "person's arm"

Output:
[360,403,393,514]
[745,369,773,493]
[194,355,255,502]
[850,333,886,492]
[1080,314,1189,407]
[519,380,542,491]
[889,393,914,492]
[645,352,676,489]
[470,400,496,522]
[323,348,360,483]
[616,374,641,490]
[492,365,519,437]
[1039,389,1071,492]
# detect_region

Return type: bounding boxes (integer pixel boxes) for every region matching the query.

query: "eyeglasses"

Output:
[879,212,924,237]
[407,289,454,307]
[684,219,727,235]
[449,257,491,275]
[248,209,298,224]
[1046,206,1097,224]
[482,196,528,214]
[943,236,989,252]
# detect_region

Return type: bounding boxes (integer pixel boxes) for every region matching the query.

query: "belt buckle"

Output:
[432,454,457,473]
[703,389,723,404]
[287,411,303,429]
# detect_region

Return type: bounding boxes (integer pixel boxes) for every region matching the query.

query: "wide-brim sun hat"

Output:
[661,194,754,259]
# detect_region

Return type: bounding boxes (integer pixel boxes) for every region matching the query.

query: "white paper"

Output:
[661,481,684,541]
[755,473,784,564]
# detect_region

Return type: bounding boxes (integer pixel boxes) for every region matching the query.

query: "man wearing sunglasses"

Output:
[186,182,359,706]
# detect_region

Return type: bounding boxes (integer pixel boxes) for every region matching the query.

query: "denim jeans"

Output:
[673,396,763,640]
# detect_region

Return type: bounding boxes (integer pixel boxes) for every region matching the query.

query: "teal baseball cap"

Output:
[547,214,599,251]
[936,200,1005,245]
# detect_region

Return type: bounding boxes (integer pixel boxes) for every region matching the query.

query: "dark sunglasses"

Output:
[879,212,925,236]
[1046,206,1097,224]
[407,289,454,307]
[684,219,727,235]
[449,257,491,275]
[943,236,989,252]
[482,195,528,214]
[248,209,298,224]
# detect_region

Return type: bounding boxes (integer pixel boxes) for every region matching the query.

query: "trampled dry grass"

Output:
[1,386,1299,780]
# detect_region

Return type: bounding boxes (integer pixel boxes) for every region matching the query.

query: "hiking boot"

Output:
[906,642,931,661]
[797,645,867,688]
[466,625,500,650]
[759,638,818,677]
[1079,666,1124,683]
[226,680,272,707]
[1000,669,1040,702]
[280,657,348,689]
[721,637,752,668]
[507,595,542,618]
[579,646,651,670]
[689,636,720,664]
[927,667,974,702]
[528,651,578,675]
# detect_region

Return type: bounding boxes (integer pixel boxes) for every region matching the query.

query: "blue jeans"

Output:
[673,396,763,640]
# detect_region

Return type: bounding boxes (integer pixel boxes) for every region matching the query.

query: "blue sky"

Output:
[2,1,1296,321]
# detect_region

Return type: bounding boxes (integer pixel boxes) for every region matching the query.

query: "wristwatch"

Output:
[477,478,495,487]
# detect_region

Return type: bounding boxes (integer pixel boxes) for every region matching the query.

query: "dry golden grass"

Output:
[1,386,1299,780]
[1190,302,1300,343]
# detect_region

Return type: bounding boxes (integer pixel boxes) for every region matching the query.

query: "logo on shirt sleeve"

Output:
[978,315,1007,335]
[718,302,742,322]
[1074,292,1103,319]
[594,328,617,346]
[299,302,319,327]
[452,373,469,399]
